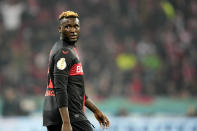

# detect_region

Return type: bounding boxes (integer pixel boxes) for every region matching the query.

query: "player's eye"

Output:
[74,25,79,28]
[65,25,70,29]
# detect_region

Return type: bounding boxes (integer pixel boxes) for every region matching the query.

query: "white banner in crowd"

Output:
[0,116,197,131]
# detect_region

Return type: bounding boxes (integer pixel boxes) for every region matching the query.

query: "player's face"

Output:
[59,18,80,43]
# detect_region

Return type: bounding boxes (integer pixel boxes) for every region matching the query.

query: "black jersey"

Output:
[43,40,89,126]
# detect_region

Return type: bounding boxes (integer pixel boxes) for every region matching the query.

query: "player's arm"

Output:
[59,107,72,131]
[54,49,72,131]
[85,98,110,129]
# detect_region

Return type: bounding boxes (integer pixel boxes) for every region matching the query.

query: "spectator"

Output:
[2,88,29,117]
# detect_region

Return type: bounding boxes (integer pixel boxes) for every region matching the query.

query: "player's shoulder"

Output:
[51,41,68,54]
[50,41,62,55]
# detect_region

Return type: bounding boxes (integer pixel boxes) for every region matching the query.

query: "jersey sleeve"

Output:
[53,48,72,108]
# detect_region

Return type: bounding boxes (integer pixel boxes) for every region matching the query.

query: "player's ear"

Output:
[58,25,62,33]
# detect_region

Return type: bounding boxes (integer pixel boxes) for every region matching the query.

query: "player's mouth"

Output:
[70,35,77,39]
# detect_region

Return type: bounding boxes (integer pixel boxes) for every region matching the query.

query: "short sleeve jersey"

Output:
[43,40,88,126]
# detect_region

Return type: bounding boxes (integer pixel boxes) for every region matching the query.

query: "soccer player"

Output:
[43,11,110,131]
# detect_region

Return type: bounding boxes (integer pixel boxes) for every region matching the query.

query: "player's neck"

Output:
[60,36,75,45]
[62,39,76,47]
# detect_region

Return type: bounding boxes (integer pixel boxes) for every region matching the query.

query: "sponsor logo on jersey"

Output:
[74,114,79,118]
[69,63,84,76]
[47,79,53,88]
[45,90,55,96]
[62,50,69,54]
[57,58,66,70]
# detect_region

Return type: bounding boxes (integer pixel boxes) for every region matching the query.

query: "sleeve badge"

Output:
[57,58,67,70]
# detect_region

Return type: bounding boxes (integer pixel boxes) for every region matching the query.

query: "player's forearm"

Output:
[85,98,100,113]
[59,107,71,124]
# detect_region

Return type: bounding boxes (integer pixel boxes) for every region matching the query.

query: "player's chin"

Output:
[69,38,78,42]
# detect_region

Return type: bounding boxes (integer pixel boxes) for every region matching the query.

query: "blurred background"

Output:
[0,0,197,130]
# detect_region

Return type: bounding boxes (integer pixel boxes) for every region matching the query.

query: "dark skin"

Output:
[85,99,110,129]
[58,17,110,131]
[59,17,80,44]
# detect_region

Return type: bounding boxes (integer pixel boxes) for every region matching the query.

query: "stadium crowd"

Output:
[0,0,197,116]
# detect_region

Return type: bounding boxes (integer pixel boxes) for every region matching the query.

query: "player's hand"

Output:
[62,123,72,131]
[94,110,110,129]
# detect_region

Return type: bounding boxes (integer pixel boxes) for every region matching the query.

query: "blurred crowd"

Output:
[0,0,197,115]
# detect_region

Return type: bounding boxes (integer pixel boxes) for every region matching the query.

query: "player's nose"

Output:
[70,27,76,33]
